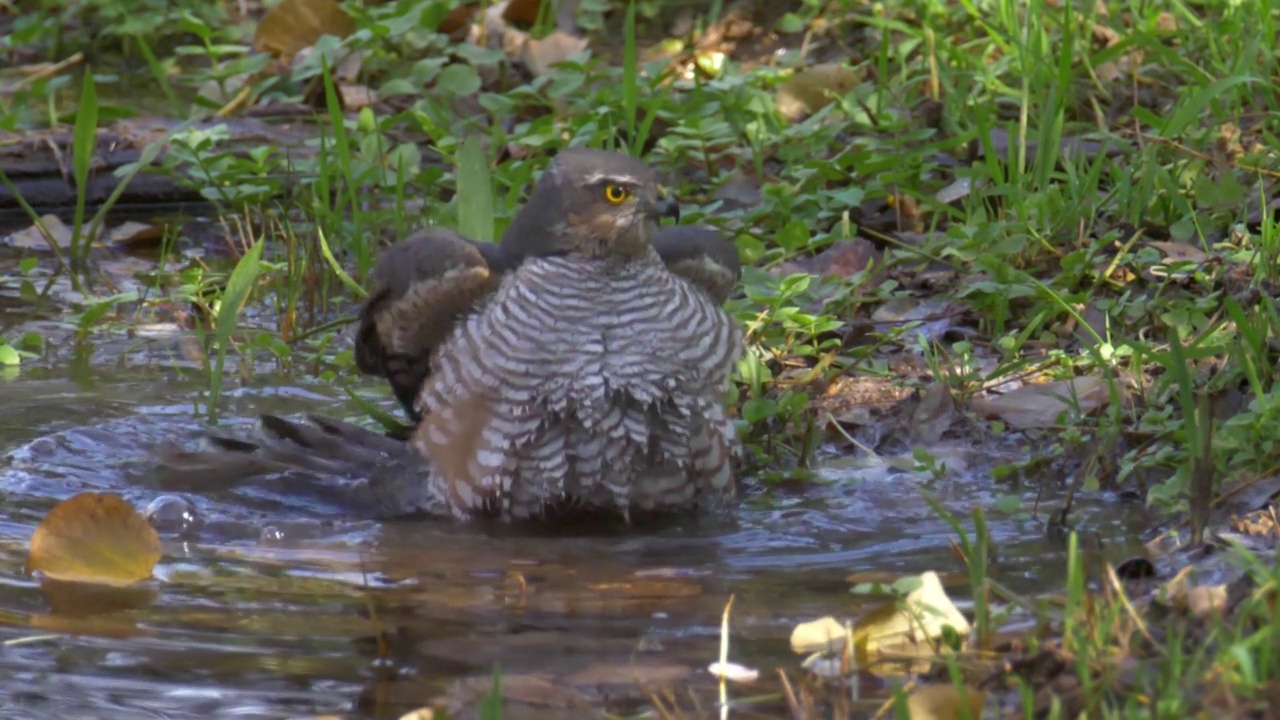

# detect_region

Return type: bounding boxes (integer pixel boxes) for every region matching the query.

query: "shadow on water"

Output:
[0,265,1157,717]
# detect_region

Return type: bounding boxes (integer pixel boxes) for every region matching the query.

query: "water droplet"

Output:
[145,495,202,535]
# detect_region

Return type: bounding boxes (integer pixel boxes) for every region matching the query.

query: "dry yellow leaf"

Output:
[856,571,970,657]
[790,616,848,653]
[27,492,161,587]
[775,64,861,120]
[906,683,988,720]
[253,0,355,60]
[522,31,588,78]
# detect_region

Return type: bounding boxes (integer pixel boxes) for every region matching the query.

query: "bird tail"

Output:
[153,415,443,518]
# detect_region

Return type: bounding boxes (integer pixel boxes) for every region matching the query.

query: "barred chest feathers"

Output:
[413,247,741,519]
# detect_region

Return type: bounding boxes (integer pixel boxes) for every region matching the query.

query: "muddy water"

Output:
[0,314,1155,719]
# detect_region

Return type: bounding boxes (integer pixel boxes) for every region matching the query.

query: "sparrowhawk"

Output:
[355,203,740,425]
[163,148,743,522]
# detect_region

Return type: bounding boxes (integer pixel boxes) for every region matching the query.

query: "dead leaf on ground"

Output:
[437,4,477,35]
[501,0,544,26]
[107,221,165,247]
[775,64,861,120]
[336,83,378,109]
[855,570,970,665]
[253,0,355,60]
[869,297,958,347]
[772,238,881,279]
[563,660,692,688]
[1218,471,1280,515]
[436,674,598,718]
[791,616,848,654]
[1230,508,1279,538]
[909,381,956,445]
[27,492,161,587]
[906,683,988,720]
[522,30,589,77]
[1147,240,1210,264]
[968,376,1112,429]
[4,214,76,250]
[1184,583,1228,618]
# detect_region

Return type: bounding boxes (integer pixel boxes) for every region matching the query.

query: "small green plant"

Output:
[205,238,264,421]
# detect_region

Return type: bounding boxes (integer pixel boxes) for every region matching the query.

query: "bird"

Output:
[355,221,740,425]
[160,148,743,523]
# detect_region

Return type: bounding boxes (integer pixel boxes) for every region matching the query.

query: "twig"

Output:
[11,52,85,93]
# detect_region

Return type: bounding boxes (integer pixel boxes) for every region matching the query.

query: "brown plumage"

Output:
[355,217,739,424]
[353,228,507,423]
[161,148,743,522]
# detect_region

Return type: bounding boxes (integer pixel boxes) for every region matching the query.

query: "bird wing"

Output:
[354,228,509,421]
[650,225,742,305]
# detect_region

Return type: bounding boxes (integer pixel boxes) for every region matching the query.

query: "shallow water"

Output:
[0,290,1156,718]
[0,367,1156,718]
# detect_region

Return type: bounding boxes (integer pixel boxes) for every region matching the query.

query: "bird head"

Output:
[500,148,679,260]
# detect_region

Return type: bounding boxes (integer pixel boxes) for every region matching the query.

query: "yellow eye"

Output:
[603,184,631,204]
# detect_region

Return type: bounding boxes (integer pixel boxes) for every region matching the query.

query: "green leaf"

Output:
[741,397,777,423]
[76,292,137,334]
[456,136,494,243]
[1160,75,1257,140]
[776,12,805,33]
[435,63,481,96]
[478,665,503,720]
[317,226,368,299]
[208,240,264,418]
[0,343,19,366]
[343,386,411,438]
[994,494,1021,514]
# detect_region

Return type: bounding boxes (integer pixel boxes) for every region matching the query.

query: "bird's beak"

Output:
[655,186,680,222]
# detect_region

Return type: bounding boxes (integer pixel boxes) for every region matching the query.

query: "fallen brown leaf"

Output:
[775,64,861,120]
[5,214,75,250]
[253,0,355,60]
[27,492,161,587]
[522,30,588,77]
[905,683,988,720]
[969,376,1111,429]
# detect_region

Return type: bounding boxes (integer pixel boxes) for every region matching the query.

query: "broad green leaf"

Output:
[456,136,494,243]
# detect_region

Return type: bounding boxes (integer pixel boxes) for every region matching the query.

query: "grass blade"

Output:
[623,0,638,152]
[208,239,265,420]
[317,226,368,299]
[70,68,99,266]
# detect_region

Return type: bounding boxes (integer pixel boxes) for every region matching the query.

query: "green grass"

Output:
[896,504,1280,720]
